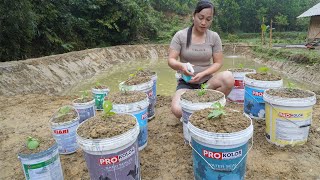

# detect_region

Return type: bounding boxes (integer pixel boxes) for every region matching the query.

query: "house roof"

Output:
[297,2,320,18]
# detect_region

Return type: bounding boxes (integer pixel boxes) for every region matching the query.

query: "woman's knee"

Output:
[223,71,234,88]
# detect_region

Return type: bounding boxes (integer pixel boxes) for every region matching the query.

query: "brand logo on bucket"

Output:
[278,112,303,118]
[203,149,242,160]
[99,147,135,165]
[252,91,263,96]
[53,129,69,134]
[142,113,148,120]
[234,80,244,88]
[148,91,153,97]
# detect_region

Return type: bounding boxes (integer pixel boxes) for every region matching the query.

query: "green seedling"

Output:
[238,63,244,69]
[57,106,71,117]
[137,67,144,72]
[258,67,269,73]
[129,73,136,78]
[26,136,39,150]
[287,82,296,92]
[80,90,89,99]
[102,100,115,117]
[208,102,225,119]
[197,83,208,96]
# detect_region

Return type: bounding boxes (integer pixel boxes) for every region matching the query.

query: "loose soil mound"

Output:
[266,88,315,98]
[1,94,320,179]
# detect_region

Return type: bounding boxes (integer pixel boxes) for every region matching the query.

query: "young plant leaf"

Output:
[287,82,296,92]
[80,90,89,99]
[258,67,269,73]
[238,63,244,69]
[27,136,39,150]
[57,106,71,117]
[103,100,115,117]
[197,83,208,96]
[208,102,225,119]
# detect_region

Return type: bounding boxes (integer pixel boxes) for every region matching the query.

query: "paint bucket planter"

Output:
[50,106,80,154]
[76,114,140,180]
[244,74,283,119]
[73,98,95,123]
[18,143,64,180]
[227,68,255,103]
[188,110,253,180]
[91,87,110,110]
[180,90,226,143]
[150,73,158,120]
[111,94,149,151]
[119,80,155,120]
[263,88,317,146]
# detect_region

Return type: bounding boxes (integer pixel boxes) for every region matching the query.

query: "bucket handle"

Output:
[188,137,253,172]
[244,89,310,128]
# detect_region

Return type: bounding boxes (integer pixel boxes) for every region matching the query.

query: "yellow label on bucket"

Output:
[265,103,312,146]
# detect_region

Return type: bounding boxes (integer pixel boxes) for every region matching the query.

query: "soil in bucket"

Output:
[227,68,256,104]
[263,87,317,146]
[76,113,140,180]
[135,69,157,120]
[180,89,226,143]
[50,105,80,154]
[244,72,282,119]
[121,75,155,120]
[106,91,149,151]
[91,83,110,110]
[72,91,95,124]
[18,136,64,180]
[188,107,253,180]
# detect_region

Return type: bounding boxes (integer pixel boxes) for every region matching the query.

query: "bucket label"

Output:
[147,89,156,118]
[93,93,107,110]
[76,106,95,123]
[52,120,79,154]
[21,149,63,180]
[132,108,148,149]
[244,86,265,119]
[84,140,140,180]
[265,104,312,146]
[191,139,248,180]
[234,79,244,89]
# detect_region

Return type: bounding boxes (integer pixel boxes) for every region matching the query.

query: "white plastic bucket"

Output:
[150,74,158,120]
[73,99,95,123]
[244,76,283,119]
[76,117,140,180]
[263,89,316,146]
[119,80,155,119]
[18,143,64,180]
[180,90,226,143]
[50,107,80,154]
[228,70,256,103]
[92,88,110,110]
[112,97,149,151]
[188,114,253,180]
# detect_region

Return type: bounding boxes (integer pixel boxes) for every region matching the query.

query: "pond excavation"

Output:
[0,44,320,180]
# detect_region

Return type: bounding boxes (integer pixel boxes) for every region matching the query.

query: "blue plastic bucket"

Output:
[91,88,110,110]
[188,114,253,180]
[76,115,140,180]
[263,88,316,146]
[112,97,149,151]
[119,80,155,120]
[244,76,282,119]
[50,106,80,154]
[73,99,95,123]
[180,90,226,143]
[18,143,64,180]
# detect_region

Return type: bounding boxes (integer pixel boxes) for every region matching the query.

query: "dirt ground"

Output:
[1,93,320,180]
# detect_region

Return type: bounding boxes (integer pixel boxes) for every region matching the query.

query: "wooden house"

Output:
[298,3,320,41]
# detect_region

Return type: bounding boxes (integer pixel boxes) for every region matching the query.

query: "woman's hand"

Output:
[189,72,206,83]
[180,63,194,76]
